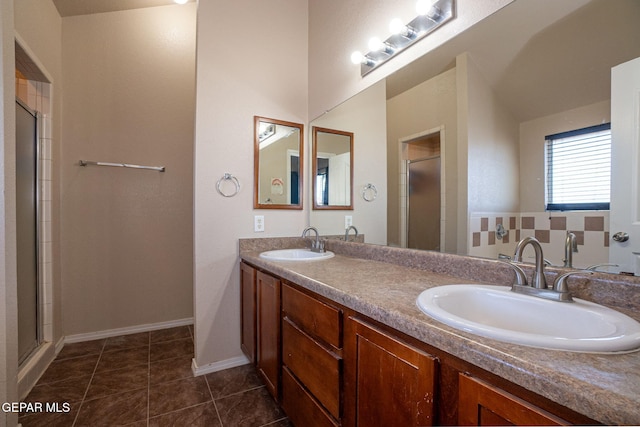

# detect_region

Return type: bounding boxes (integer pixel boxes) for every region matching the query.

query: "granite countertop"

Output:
[239,238,640,425]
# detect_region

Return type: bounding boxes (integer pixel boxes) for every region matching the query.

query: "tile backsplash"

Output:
[469,211,610,269]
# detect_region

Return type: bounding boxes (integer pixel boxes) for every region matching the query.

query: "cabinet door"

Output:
[346,317,437,427]
[282,366,340,427]
[240,262,257,363]
[458,374,567,426]
[257,271,281,400]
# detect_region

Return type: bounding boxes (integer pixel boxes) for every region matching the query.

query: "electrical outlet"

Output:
[345,215,353,228]
[254,215,265,232]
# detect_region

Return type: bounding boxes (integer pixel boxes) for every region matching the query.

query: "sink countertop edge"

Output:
[240,250,640,425]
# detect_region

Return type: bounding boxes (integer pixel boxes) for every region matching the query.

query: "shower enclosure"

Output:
[15,99,40,364]
[407,156,441,251]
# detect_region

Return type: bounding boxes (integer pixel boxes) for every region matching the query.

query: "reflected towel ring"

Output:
[216,173,240,197]
[362,183,378,202]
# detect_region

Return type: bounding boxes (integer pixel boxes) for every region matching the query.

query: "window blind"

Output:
[545,123,611,211]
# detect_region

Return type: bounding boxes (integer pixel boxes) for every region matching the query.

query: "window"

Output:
[545,123,611,211]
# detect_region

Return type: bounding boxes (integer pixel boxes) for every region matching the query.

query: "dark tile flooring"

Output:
[19,326,292,427]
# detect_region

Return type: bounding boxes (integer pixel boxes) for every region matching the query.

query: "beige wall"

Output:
[1,0,18,424]
[387,68,458,250]
[194,0,308,370]
[463,53,520,213]
[459,52,519,255]
[310,80,387,244]
[308,0,513,120]
[60,5,196,335]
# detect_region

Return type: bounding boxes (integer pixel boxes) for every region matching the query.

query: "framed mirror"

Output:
[312,126,354,210]
[254,116,304,209]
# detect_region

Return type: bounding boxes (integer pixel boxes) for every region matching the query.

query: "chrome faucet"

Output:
[513,236,547,289]
[302,227,325,253]
[344,225,358,242]
[563,231,578,268]
[511,236,582,302]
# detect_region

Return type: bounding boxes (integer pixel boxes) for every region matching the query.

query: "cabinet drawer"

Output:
[283,318,341,419]
[282,283,342,349]
[282,367,339,427]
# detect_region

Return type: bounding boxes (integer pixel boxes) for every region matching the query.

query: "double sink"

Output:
[259,247,640,353]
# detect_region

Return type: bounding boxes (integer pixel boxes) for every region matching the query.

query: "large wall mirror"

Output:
[310,0,640,271]
[254,116,304,210]
[312,127,354,210]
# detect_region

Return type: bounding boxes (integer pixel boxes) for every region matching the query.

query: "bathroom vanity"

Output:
[239,238,640,426]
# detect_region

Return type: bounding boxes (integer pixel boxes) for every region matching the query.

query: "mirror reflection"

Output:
[254,116,304,209]
[312,127,354,210]
[310,0,640,269]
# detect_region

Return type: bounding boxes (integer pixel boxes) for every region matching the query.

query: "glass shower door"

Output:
[16,100,39,363]
[407,156,441,251]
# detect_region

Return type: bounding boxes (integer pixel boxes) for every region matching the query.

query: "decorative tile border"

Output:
[469,211,609,268]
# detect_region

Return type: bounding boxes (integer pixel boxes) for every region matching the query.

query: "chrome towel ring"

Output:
[362,183,378,202]
[216,173,240,197]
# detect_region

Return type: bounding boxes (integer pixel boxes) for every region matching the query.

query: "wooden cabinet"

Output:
[240,263,595,426]
[344,317,437,427]
[256,270,281,400]
[281,283,343,425]
[240,262,257,363]
[458,374,567,426]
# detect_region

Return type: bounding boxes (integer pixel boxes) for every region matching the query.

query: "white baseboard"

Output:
[54,336,65,355]
[191,355,250,377]
[64,317,194,344]
[18,342,56,400]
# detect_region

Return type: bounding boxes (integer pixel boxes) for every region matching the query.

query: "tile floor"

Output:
[19,326,292,427]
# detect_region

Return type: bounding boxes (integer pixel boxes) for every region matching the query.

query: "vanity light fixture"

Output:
[351,0,455,77]
[368,37,395,55]
[389,18,417,39]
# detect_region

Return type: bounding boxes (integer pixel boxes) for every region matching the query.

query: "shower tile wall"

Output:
[469,211,609,269]
[469,213,520,260]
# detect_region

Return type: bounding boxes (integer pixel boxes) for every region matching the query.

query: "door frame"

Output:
[15,97,42,364]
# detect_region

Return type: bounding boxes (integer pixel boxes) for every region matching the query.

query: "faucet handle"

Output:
[585,263,619,272]
[502,261,528,286]
[552,270,594,300]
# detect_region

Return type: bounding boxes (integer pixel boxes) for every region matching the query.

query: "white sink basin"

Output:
[416,284,640,352]
[259,248,335,261]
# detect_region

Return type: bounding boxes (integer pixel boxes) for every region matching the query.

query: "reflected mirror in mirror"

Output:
[254,116,304,209]
[312,127,354,210]
[309,0,640,270]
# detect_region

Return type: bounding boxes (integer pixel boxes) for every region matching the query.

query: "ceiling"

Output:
[386,0,640,122]
[52,0,195,17]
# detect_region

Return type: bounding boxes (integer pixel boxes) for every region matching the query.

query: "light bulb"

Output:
[174,0,189,4]
[350,51,365,65]
[368,37,385,52]
[389,18,405,35]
